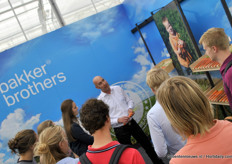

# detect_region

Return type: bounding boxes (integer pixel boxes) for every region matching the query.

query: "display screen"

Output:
[152,1,200,75]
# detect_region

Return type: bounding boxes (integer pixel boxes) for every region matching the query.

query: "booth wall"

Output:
[123,0,232,65]
[0,5,154,163]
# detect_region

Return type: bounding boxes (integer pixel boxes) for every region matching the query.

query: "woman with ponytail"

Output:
[8,129,38,164]
[61,99,93,156]
[34,125,79,164]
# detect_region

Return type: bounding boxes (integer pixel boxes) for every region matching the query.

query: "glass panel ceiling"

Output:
[0,0,124,53]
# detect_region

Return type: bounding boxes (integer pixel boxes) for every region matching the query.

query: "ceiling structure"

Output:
[0,0,124,53]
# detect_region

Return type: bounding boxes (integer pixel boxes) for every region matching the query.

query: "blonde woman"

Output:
[34,126,79,164]
[8,129,38,164]
[37,120,54,136]
[156,76,232,164]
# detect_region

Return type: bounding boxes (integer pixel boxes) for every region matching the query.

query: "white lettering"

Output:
[23,70,35,82]
[20,89,30,99]
[57,72,66,82]
[8,78,18,89]
[3,95,15,106]
[33,68,42,78]
[0,82,9,94]
[44,78,53,88]
[15,73,27,85]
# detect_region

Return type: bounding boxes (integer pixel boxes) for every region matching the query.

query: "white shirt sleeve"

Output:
[120,87,134,109]
[147,112,168,157]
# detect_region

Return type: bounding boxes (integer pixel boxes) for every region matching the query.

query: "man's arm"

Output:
[147,114,168,158]
[225,70,232,106]
[120,87,134,109]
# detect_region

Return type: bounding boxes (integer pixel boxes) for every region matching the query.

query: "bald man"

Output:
[93,76,163,164]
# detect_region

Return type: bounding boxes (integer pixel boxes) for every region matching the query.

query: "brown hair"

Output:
[157,76,214,139]
[199,28,229,50]
[37,120,54,136]
[146,67,170,91]
[162,16,168,23]
[8,129,37,155]
[61,99,77,142]
[34,126,67,164]
[80,99,109,135]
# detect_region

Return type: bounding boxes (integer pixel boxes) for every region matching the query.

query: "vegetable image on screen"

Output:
[152,1,199,75]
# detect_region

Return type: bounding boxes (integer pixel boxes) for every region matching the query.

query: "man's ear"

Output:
[94,84,99,89]
[106,116,110,122]
[212,46,218,52]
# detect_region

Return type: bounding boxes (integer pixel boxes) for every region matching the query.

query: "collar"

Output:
[100,86,113,97]
[220,53,232,75]
[88,141,120,153]
[17,158,33,163]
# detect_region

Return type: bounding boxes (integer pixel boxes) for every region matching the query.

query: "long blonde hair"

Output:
[157,76,214,139]
[34,126,67,164]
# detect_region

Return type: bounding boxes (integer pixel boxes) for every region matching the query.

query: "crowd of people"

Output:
[8,27,232,164]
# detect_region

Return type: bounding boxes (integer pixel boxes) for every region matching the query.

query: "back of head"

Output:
[34,126,66,164]
[156,76,214,139]
[60,99,76,142]
[37,120,54,136]
[80,98,109,135]
[146,67,170,91]
[8,129,37,155]
[199,28,229,50]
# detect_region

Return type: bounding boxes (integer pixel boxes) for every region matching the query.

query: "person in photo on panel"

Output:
[93,76,163,164]
[157,76,232,164]
[199,27,232,110]
[79,98,146,164]
[146,68,186,163]
[162,16,192,68]
[61,99,94,157]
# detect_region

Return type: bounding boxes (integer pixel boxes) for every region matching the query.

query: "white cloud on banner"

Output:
[0,153,5,164]
[133,33,153,68]
[0,153,5,159]
[132,66,149,85]
[129,32,154,87]
[0,109,40,141]
[161,48,170,57]
[126,0,157,21]
[2,155,18,164]
[134,55,151,66]
[134,46,147,55]
[0,142,2,149]
[123,32,154,98]
[138,33,147,45]
[211,1,232,36]
[65,7,117,43]
[54,118,63,127]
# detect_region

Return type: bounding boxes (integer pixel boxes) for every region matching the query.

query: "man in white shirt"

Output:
[146,68,186,162]
[93,76,163,164]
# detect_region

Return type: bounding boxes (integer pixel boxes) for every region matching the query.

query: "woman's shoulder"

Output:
[56,157,79,164]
